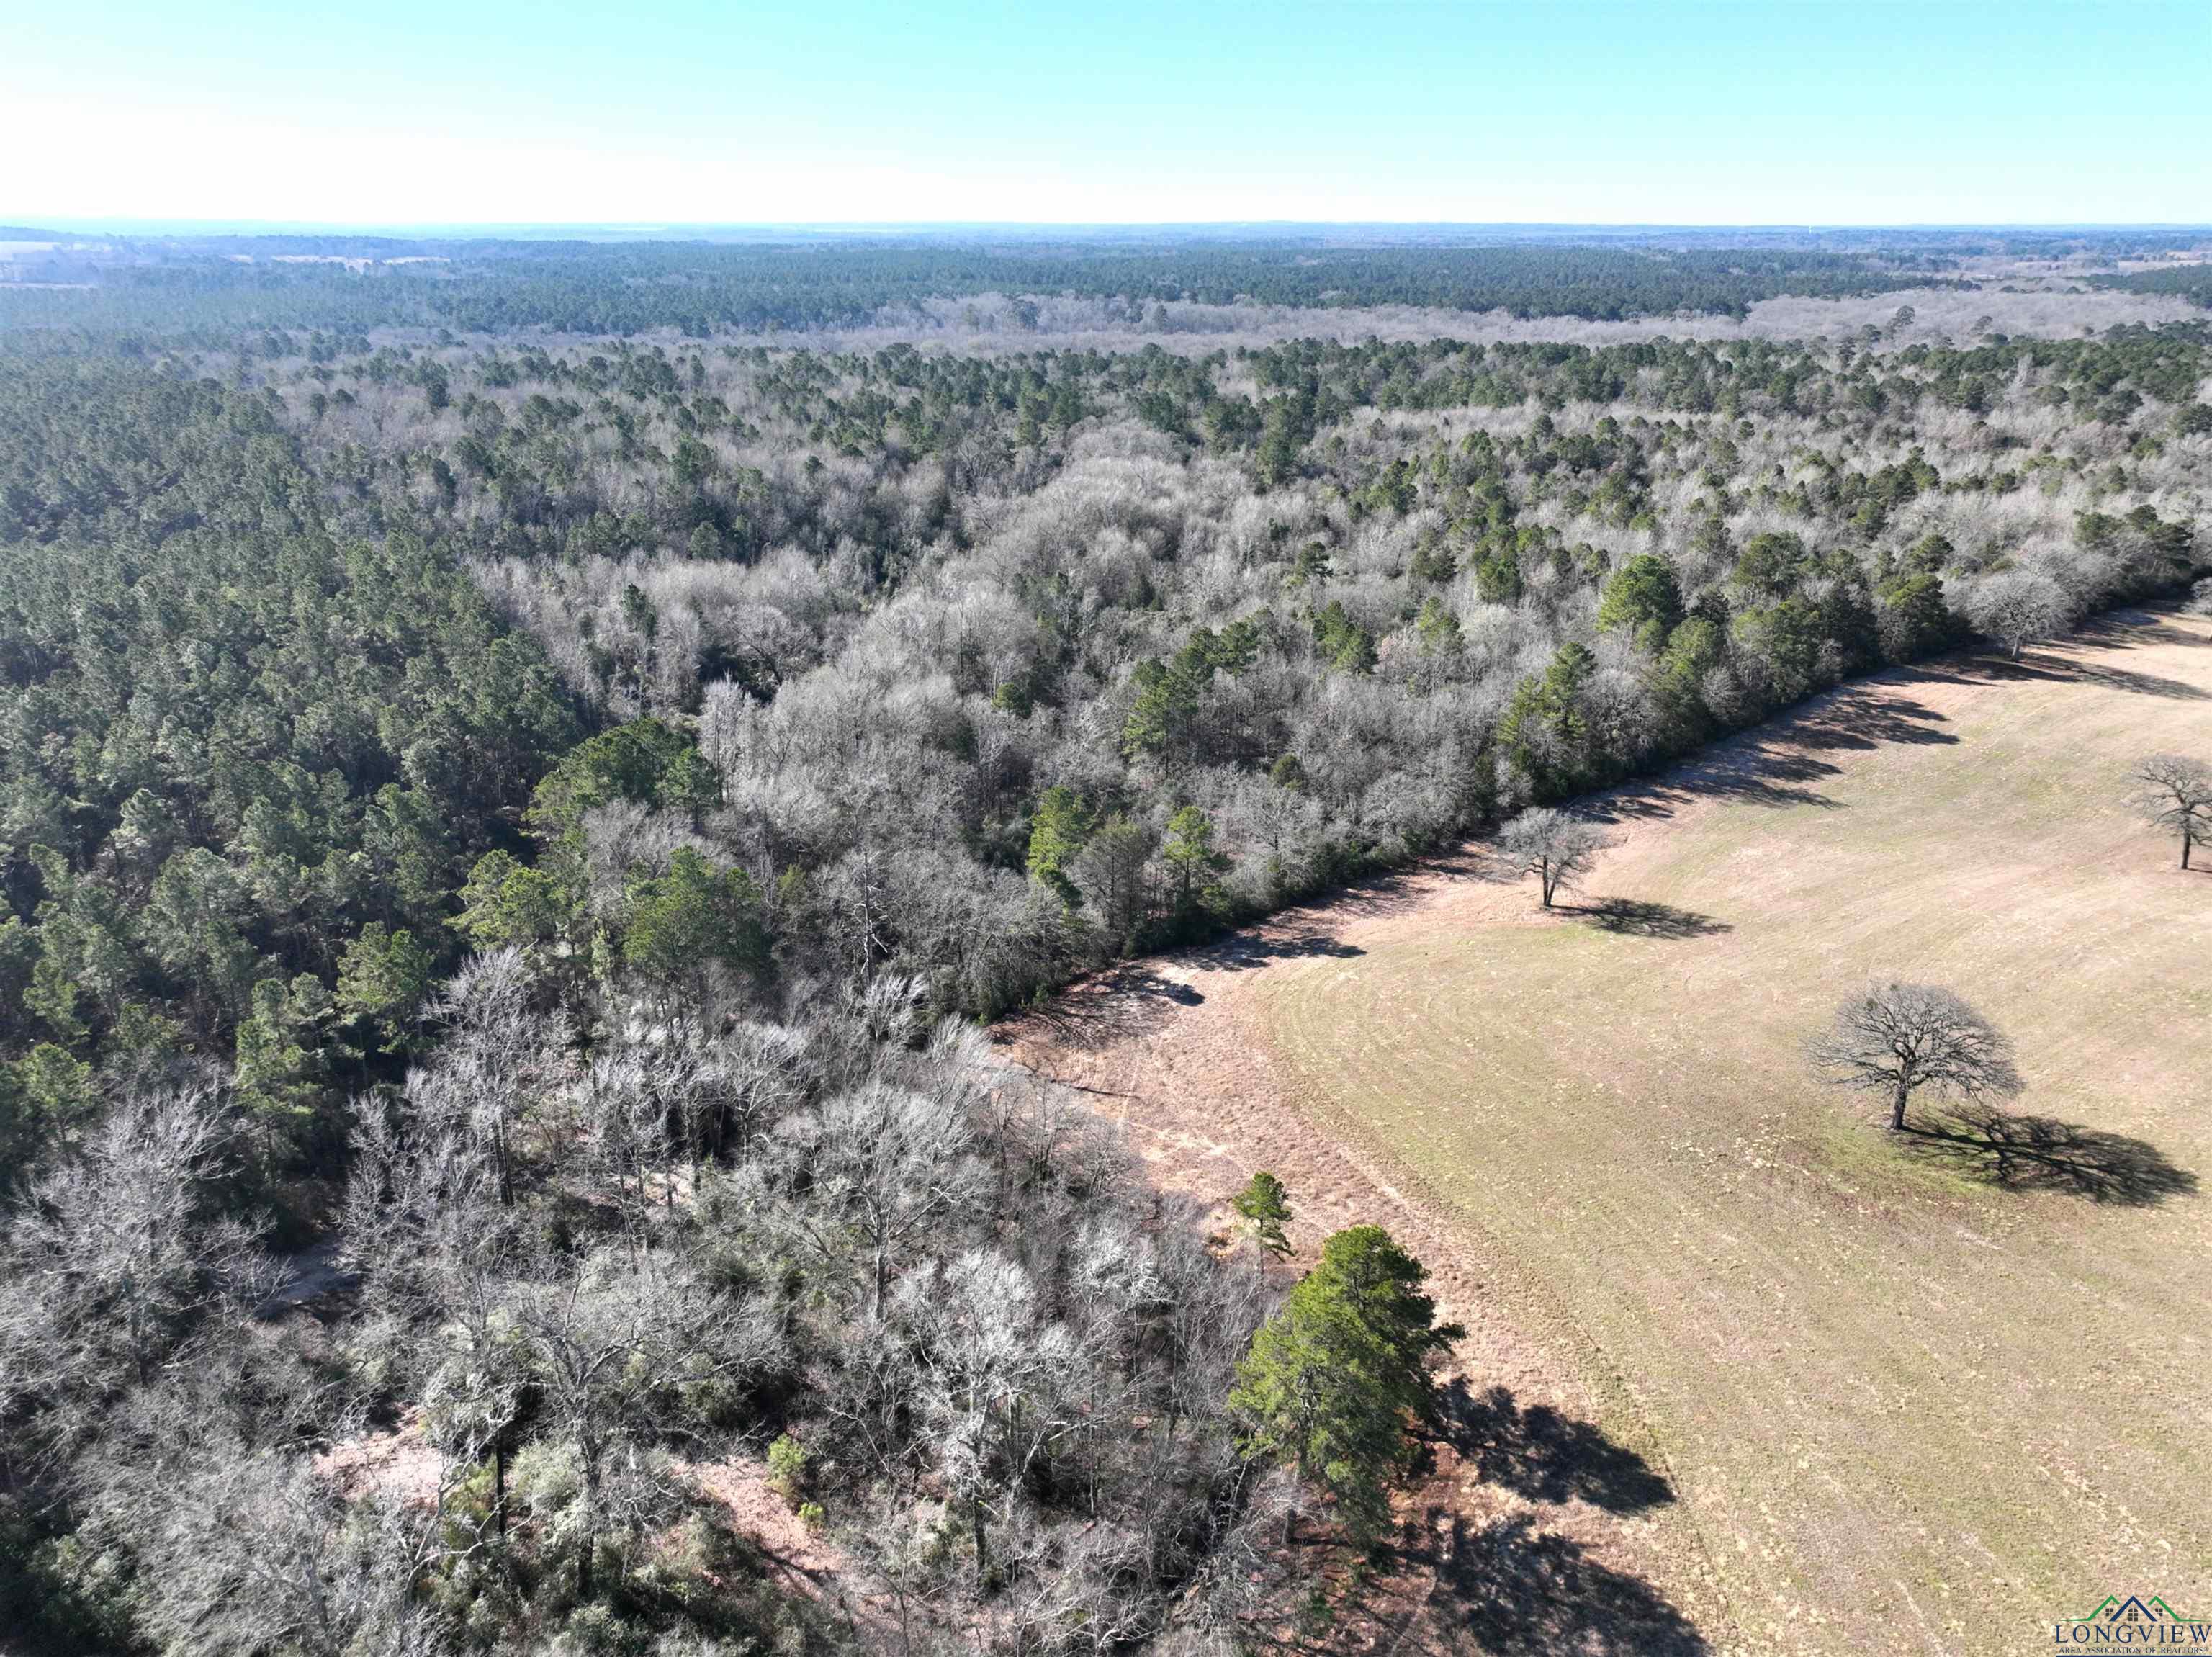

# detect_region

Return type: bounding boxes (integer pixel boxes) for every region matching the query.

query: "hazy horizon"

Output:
[14,218,2211,241]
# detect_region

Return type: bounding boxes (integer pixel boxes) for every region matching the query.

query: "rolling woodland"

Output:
[0,242,2208,1653]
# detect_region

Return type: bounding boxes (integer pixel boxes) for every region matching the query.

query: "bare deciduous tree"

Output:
[896,1250,1079,1586]
[130,1451,443,1657]
[1496,808,1617,908]
[706,1018,813,1163]
[1964,570,2072,662]
[2128,752,2212,870]
[421,947,570,1205]
[1809,981,2023,1131]
[776,1077,984,1319]
[0,1082,266,1409]
[508,1250,783,1601]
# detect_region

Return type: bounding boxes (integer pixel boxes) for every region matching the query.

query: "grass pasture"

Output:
[1007,609,2212,1655]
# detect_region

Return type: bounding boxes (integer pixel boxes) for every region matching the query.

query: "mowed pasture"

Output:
[1007,609,2212,1656]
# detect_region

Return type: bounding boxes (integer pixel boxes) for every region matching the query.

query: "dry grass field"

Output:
[1002,609,2212,1656]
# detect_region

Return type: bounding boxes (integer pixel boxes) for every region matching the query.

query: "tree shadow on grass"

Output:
[2064,661,2211,700]
[1913,652,2211,701]
[1205,930,1367,971]
[1008,965,1205,1052]
[1564,897,1732,940]
[1424,1513,1709,1656]
[2086,612,2212,650]
[1905,606,2212,698]
[1593,687,1957,821]
[1793,691,1960,752]
[1436,1379,1676,1514]
[1002,923,1367,1053]
[1601,735,1846,817]
[1902,1105,2198,1207]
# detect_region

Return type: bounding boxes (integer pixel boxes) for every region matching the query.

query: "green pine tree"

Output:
[1025,785,1094,907]
[1231,1171,1294,1258]
[1163,806,1228,913]
[1230,1226,1462,1548]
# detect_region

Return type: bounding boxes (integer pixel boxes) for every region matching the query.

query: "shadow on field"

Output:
[1208,930,1368,971]
[1596,690,1956,819]
[1795,690,1960,751]
[1904,1106,2199,1206]
[1565,897,1732,940]
[1437,1379,1676,1514]
[2058,660,2210,700]
[1916,652,2211,702]
[1905,609,2212,697]
[1012,923,1374,1051]
[2086,614,2211,650]
[1017,966,1206,1051]
[1419,1513,1709,1656]
[1604,732,1847,815]
[2066,609,2211,651]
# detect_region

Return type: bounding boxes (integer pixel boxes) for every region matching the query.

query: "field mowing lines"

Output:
[1244,618,2212,1651]
[1007,612,2212,1655]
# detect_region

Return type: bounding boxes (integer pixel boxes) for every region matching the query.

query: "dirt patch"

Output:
[314,1411,444,1508]
[679,1455,860,1596]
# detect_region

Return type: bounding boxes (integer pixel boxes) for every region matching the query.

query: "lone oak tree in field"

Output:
[2128,753,2212,870]
[1810,982,2023,1132]
[1230,1225,1461,1548]
[1498,807,1617,908]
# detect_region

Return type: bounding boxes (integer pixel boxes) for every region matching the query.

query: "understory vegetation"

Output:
[0,277,2206,1653]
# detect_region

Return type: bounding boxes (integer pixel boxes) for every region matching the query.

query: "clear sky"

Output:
[5,0,2206,228]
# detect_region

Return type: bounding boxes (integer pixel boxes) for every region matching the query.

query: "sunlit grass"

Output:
[1248,614,2212,1655]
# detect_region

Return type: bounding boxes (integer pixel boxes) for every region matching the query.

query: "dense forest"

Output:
[0,238,1981,336]
[2095,262,2212,309]
[14,230,2210,341]
[1,265,2208,1652]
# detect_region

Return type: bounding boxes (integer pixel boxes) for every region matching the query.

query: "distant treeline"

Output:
[0,239,1977,336]
[2093,263,2212,307]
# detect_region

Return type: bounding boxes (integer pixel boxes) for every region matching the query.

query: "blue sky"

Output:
[6,0,2206,226]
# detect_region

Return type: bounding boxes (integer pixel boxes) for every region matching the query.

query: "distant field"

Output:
[1007,610,2212,1656]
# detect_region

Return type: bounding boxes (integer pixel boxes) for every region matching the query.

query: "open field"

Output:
[1001,609,2212,1656]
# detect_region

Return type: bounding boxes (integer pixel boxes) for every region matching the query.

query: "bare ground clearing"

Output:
[998,609,2212,1656]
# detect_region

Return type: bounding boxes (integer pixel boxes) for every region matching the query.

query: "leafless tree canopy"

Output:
[0,974,1299,1653]
[1809,981,2025,1131]
[1498,808,1618,907]
[2128,752,2212,869]
[1962,570,2074,661]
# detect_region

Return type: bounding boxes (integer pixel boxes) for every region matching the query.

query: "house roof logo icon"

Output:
[2065,1594,2205,1627]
